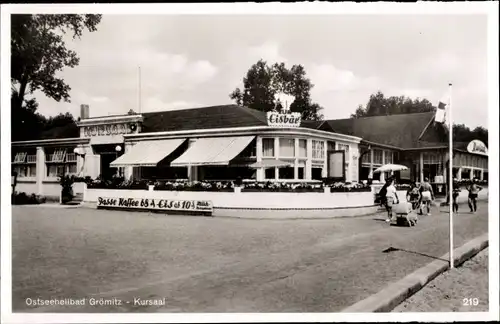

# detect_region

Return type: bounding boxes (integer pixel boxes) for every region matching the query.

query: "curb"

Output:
[341,233,489,313]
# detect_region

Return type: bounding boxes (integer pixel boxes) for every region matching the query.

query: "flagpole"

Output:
[448,83,454,269]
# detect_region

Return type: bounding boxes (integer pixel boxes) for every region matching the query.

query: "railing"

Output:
[26,155,37,163]
[66,153,77,162]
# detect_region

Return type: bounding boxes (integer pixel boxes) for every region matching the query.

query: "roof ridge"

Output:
[141,104,238,116]
[237,105,269,124]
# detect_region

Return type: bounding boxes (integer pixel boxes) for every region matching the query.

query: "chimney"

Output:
[80,104,90,119]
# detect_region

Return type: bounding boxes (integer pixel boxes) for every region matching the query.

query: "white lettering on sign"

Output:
[266,112,301,128]
[96,196,214,214]
[467,140,488,156]
[84,124,133,137]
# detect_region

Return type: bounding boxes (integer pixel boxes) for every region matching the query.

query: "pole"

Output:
[448,83,454,269]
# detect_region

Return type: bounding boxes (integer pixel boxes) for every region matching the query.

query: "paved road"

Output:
[12,202,488,312]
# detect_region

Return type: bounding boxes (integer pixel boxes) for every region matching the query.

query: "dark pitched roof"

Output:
[322,112,443,149]
[141,104,269,133]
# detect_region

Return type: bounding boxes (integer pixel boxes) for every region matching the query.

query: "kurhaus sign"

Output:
[83,123,136,137]
[96,196,214,214]
[266,111,301,128]
[467,140,488,156]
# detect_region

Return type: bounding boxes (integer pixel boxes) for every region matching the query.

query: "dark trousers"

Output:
[452,197,459,212]
[468,194,478,212]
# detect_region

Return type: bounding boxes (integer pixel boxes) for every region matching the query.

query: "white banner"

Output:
[97,196,213,214]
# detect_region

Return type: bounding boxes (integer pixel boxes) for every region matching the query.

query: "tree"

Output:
[11,14,102,111]
[230,60,324,121]
[351,91,434,118]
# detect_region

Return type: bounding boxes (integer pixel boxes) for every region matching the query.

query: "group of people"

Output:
[378,176,483,223]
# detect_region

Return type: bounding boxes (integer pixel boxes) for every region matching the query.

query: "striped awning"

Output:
[170,136,255,167]
[110,139,185,167]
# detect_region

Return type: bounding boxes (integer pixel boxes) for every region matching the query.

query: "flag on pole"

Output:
[435,92,449,124]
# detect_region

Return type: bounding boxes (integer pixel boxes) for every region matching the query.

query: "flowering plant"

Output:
[328,182,371,192]
[242,181,325,192]
[154,180,234,192]
[87,176,149,190]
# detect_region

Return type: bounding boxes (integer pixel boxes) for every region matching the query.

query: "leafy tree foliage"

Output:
[11,14,101,141]
[230,59,324,121]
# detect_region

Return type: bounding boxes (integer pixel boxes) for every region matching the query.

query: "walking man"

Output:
[467,178,483,213]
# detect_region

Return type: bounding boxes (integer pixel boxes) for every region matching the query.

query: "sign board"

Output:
[266,111,301,128]
[327,150,345,180]
[84,123,136,137]
[467,140,488,156]
[97,196,213,214]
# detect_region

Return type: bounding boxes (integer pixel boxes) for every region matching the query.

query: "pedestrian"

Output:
[406,181,421,211]
[467,178,483,213]
[385,177,399,223]
[452,179,461,213]
[419,177,435,216]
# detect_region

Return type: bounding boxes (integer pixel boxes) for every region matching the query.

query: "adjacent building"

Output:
[11,104,488,200]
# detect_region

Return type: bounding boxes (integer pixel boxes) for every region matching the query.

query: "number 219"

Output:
[463,298,479,306]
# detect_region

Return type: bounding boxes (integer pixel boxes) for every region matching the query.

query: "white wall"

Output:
[84,188,375,209]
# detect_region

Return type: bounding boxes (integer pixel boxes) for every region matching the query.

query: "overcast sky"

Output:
[30,14,488,128]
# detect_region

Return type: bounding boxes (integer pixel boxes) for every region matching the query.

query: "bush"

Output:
[12,192,46,205]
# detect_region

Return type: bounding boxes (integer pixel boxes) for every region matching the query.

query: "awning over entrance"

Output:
[110,139,185,167]
[170,136,255,167]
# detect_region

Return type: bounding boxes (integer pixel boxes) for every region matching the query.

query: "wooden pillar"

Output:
[419,152,424,183]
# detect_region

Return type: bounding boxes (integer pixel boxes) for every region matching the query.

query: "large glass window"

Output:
[384,151,394,164]
[262,138,275,157]
[312,140,325,160]
[279,138,295,157]
[373,149,383,165]
[298,139,307,158]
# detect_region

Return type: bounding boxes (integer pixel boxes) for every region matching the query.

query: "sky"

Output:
[28,14,489,128]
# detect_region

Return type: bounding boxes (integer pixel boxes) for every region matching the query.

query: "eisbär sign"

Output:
[97,196,213,215]
[266,111,301,128]
[467,140,488,156]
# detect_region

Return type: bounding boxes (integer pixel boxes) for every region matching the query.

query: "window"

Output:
[298,167,305,180]
[278,167,294,180]
[45,148,77,177]
[385,151,394,164]
[265,168,276,180]
[262,138,275,157]
[298,139,307,158]
[47,164,66,178]
[279,138,295,157]
[312,140,325,159]
[327,141,336,151]
[373,149,383,165]
[312,167,323,180]
[361,152,371,164]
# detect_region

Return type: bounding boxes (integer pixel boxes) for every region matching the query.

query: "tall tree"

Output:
[230,60,324,121]
[11,14,101,141]
[11,14,102,111]
[351,91,435,118]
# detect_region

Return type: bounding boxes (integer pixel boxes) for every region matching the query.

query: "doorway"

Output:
[100,153,118,180]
